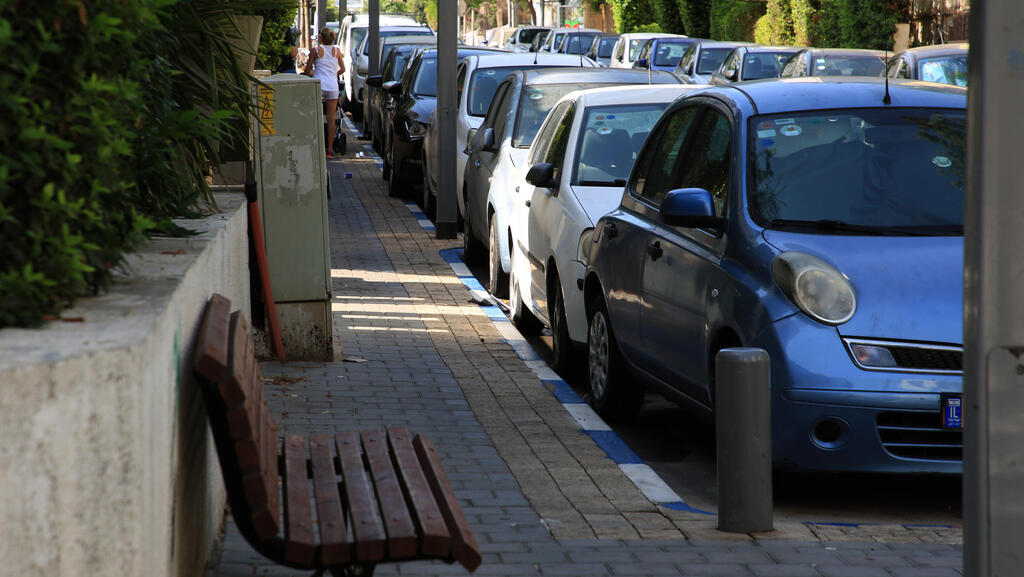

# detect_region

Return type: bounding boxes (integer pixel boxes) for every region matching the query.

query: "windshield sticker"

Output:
[933,155,953,168]
[761,139,775,147]
[775,118,796,126]
[757,129,776,138]
[595,115,605,120]
[597,127,613,135]
[485,70,496,75]
[606,114,616,119]
[529,92,543,100]
[780,124,802,137]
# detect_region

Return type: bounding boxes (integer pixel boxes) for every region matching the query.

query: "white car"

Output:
[504,26,551,52]
[609,32,683,69]
[420,52,598,217]
[537,27,602,53]
[507,85,702,371]
[339,14,423,115]
[349,25,434,119]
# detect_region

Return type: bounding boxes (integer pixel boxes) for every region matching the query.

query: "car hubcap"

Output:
[589,312,609,400]
[489,224,499,291]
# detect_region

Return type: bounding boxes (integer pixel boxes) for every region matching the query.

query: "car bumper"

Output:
[753,313,963,474]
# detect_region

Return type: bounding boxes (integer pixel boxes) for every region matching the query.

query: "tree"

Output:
[839,0,897,50]
[677,0,711,38]
[754,0,794,45]
[654,0,686,34]
[710,0,765,41]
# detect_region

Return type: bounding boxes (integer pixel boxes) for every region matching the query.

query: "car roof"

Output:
[898,42,969,57]
[693,77,966,115]
[806,48,885,57]
[622,32,680,39]
[522,67,679,85]
[743,45,803,54]
[418,46,505,57]
[382,36,437,45]
[465,52,598,67]
[573,84,707,107]
[695,40,756,49]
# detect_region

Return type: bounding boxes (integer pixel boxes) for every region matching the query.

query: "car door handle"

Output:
[604,221,618,238]
[646,241,663,260]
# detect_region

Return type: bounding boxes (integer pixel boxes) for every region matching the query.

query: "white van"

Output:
[338,13,422,112]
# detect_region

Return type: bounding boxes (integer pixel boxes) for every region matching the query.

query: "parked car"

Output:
[632,37,702,73]
[339,13,422,116]
[887,42,968,87]
[508,84,702,372]
[363,36,439,148]
[674,40,756,84]
[421,52,598,217]
[554,29,603,56]
[365,42,432,152]
[583,78,966,474]
[535,27,602,53]
[609,33,682,69]
[462,67,681,297]
[349,25,435,120]
[382,46,503,198]
[780,48,886,77]
[709,45,802,84]
[586,33,620,67]
[504,25,552,52]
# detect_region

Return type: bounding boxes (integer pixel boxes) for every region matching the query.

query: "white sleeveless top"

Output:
[313,46,340,93]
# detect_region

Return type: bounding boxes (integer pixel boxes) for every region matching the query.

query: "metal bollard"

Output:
[715,348,773,533]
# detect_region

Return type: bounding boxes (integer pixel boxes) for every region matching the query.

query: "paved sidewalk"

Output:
[205,136,963,576]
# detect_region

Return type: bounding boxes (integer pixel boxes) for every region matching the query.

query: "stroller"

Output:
[326,104,346,156]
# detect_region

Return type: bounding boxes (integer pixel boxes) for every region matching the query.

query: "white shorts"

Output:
[322,90,339,101]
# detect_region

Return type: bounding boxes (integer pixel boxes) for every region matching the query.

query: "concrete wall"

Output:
[0,194,251,577]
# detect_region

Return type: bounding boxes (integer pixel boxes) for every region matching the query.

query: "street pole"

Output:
[340,0,346,19]
[316,0,326,33]
[368,0,380,75]
[435,0,458,239]
[964,3,1024,576]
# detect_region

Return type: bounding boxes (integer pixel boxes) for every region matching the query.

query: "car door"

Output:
[466,80,513,246]
[640,102,733,405]
[525,101,576,318]
[599,105,701,362]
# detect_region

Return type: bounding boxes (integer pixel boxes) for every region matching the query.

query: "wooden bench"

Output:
[193,294,481,577]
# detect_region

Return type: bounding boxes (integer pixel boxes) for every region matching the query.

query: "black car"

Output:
[886,42,968,86]
[365,43,429,152]
[709,45,802,84]
[779,48,886,77]
[382,46,503,198]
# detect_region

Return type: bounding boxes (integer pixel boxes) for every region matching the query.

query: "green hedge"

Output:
[0,0,286,328]
[709,0,764,41]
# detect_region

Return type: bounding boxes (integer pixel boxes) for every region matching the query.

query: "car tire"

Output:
[422,162,436,219]
[462,193,484,265]
[488,214,509,298]
[382,144,391,181]
[551,282,580,376]
[510,251,543,335]
[587,295,643,421]
[387,150,403,197]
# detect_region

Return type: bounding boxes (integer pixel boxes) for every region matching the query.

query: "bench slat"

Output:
[194,294,232,382]
[413,435,482,573]
[310,434,350,565]
[283,435,316,565]
[387,427,450,557]
[361,430,417,559]
[220,312,252,407]
[336,431,386,562]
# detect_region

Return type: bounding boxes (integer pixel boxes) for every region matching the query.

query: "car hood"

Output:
[403,96,437,124]
[570,185,626,226]
[762,230,963,344]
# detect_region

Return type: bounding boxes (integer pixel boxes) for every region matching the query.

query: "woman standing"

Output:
[304,28,344,158]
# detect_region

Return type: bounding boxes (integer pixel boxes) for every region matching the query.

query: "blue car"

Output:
[583,78,966,474]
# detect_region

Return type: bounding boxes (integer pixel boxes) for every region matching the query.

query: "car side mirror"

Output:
[386,82,404,97]
[635,58,648,69]
[480,127,497,152]
[525,163,558,190]
[464,128,478,155]
[660,188,726,231]
[724,69,737,80]
[366,75,383,88]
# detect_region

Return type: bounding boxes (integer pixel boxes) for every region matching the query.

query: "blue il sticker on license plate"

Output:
[942,394,962,429]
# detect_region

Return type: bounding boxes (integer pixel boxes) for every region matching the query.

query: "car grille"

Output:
[844,338,963,374]
[877,411,962,461]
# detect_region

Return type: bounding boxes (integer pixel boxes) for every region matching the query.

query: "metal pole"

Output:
[368,0,380,75]
[316,0,326,34]
[340,0,346,19]
[715,348,773,534]
[964,4,1024,576]
[435,0,458,239]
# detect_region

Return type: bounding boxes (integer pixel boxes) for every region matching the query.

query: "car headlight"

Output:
[771,251,856,325]
[578,228,594,262]
[406,121,428,138]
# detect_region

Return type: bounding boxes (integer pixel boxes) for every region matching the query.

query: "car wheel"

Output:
[387,150,404,197]
[487,214,509,298]
[422,162,436,218]
[382,144,391,181]
[462,194,484,265]
[510,251,543,335]
[587,295,643,421]
[551,282,580,376]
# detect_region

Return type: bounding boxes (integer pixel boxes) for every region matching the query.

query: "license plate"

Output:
[942,394,962,429]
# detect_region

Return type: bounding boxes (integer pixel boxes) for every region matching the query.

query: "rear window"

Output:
[653,41,694,67]
[573,103,669,186]
[597,37,616,58]
[697,47,731,74]
[363,29,433,54]
[919,55,968,87]
[812,54,886,76]
[467,67,525,117]
[741,52,795,80]
[561,33,599,55]
[513,83,616,147]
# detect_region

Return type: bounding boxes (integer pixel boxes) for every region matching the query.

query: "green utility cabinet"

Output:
[253,73,333,360]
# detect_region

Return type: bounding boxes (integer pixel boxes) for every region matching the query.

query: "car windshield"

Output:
[468,66,527,117]
[697,47,732,74]
[363,30,433,54]
[573,103,669,186]
[597,37,617,58]
[413,57,438,96]
[629,38,648,60]
[919,55,968,87]
[751,108,966,234]
[813,54,886,76]
[513,82,626,147]
[518,28,548,43]
[384,49,413,82]
[561,32,599,54]
[741,52,794,79]
[653,41,693,67]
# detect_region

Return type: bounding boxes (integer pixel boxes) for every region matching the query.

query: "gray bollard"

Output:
[715,348,773,533]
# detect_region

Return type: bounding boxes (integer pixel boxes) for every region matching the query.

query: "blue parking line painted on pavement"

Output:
[661,501,716,515]
[440,248,463,264]
[805,521,867,527]
[484,306,507,321]
[461,276,487,294]
[901,523,959,529]
[544,379,585,404]
[588,430,644,465]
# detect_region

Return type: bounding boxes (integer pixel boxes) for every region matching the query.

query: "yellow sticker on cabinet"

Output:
[258,86,275,135]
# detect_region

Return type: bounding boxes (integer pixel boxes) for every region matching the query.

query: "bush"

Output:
[677,0,711,38]
[754,0,795,45]
[838,0,897,50]
[255,5,299,73]
[654,0,686,34]
[612,0,657,33]
[710,0,765,41]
